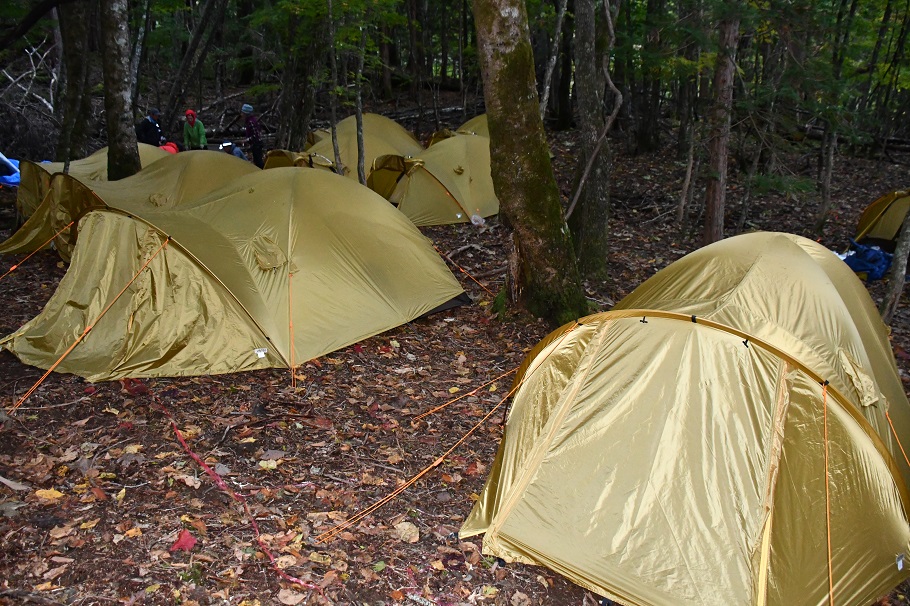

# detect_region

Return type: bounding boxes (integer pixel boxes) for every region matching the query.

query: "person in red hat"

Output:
[183,109,208,150]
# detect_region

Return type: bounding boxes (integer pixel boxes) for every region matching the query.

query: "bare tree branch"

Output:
[0,0,82,59]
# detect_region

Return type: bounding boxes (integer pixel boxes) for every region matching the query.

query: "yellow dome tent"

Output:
[462,232,910,606]
[302,113,423,180]
[1,168,466,381]
[855,190,910,250]
[368,134,499,226]
[1,150,260,260]
[15,143,171,219]
[263,149,334,171]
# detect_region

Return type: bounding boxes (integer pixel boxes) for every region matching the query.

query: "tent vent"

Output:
[149,193,172,207]
[250,236,287,270]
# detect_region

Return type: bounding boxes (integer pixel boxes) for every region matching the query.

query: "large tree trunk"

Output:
[702,16,740,245]
[99,0,140,180]
[56,1,95,163]
[567,0,612,280]
[472,0,587,325]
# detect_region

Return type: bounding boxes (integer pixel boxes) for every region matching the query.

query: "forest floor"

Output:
[1,116,910,606]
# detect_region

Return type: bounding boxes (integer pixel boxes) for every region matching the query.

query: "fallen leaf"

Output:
[258,459,278,470]
[511,591,531,606]
[35,488,64,501]
[80,518,100,530]
[0,474,30,491]
[308,552,332,566]
[43,564,68,580]
[124,527,143,538]
[169,529,196,552]
[49,525,74,539]
[393,521,420,544]
[277,589,305,605]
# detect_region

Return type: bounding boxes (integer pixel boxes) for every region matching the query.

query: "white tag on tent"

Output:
[898,553,905,570]
[254,347,268,359]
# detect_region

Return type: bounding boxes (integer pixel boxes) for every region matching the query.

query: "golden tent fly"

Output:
[0,150,260,261]
[855,189,910,251]
[367,134,499,226]
[15,143,171,219]
[301,113,424,180]
[1,167,467,381]
[461,232,910,606]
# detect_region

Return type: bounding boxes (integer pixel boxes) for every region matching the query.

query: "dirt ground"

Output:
[1,129,910,606]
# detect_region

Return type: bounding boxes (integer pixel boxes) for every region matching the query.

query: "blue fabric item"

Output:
[241,103,254,115]
[844,240,893,281]
[0,151,19,186]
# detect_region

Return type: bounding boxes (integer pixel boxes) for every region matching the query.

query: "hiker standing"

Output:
[183,109,208,150]
[241,103,264,168]
[135,108,165,146]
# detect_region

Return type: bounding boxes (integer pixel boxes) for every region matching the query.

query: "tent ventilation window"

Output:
[251,236,288,271]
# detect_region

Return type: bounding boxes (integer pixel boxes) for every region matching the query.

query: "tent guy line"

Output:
[6,236,171,414]
[314,321,584,545]
[0,220,73,282]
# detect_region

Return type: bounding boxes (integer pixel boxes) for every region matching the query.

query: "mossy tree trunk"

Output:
[472,0,588,326]
[99,0,141,181]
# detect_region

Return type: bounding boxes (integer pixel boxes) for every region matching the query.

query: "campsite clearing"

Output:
[1,132,910,605]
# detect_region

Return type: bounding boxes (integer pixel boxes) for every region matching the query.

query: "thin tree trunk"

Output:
[676,130,696,225]
[881,213,910,323]
[99,0,141,180]
[472,0,587,324]
[355,20,368,185]
[161,0,226,134]
[538,0,569,119]
[702,15,740,245]
[327,0,343,174]
[129,0,152,115]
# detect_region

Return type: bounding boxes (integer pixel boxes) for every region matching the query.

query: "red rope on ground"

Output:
[0,220,75,282]
[7,236,170,414]
[153,398,322,594]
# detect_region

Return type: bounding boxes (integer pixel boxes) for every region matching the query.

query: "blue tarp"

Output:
[0,151,20,187]
[842,240,893,281]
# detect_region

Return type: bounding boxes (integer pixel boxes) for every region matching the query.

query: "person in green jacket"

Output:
[183,109,208,150]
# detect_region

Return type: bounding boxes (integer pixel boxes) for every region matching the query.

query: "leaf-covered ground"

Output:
[2,131,910,606]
